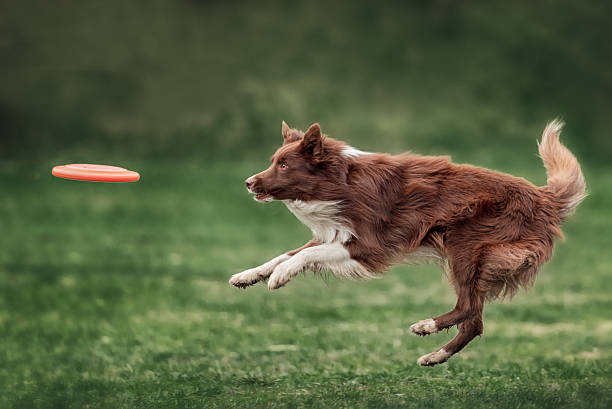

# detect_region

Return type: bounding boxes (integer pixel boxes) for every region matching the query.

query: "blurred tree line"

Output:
[1,0,610,163]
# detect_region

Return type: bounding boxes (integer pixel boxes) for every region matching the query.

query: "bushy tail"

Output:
[538,119,587,219]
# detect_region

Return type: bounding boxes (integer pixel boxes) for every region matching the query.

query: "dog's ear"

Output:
[300,123,323,159]
[282,121,301,145]
[281,121,291,142]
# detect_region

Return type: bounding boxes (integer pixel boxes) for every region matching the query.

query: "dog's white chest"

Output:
[284,200,353,244]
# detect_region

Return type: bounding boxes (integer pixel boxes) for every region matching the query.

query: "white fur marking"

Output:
[284,200,354,243]
[341,146,372,158]
[245,175,256,189]
[230,253,291,287]
[267,242,375,289]
[417,348,452,366]
[410,318,439,336]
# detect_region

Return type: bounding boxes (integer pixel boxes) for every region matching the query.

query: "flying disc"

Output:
[52,164,140,182]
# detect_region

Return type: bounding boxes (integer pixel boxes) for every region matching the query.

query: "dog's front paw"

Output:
[229,269,262,288]
[267,262,299,290]
[267,270,288,290]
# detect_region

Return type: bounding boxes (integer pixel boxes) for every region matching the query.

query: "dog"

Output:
[229,120,586,366]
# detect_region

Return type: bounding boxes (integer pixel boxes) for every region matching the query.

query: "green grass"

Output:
[1,0,611,407]
[1,158,610,408]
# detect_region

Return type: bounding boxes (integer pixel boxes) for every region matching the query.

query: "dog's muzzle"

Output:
[245,176,273,202]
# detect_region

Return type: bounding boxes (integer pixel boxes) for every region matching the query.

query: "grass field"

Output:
[2,0,612,407]
[1,156,610,408]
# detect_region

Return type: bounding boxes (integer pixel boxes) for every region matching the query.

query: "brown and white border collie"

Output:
[230,120,586,366]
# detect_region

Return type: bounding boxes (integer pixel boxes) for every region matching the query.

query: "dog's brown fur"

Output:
[233,120,586,366]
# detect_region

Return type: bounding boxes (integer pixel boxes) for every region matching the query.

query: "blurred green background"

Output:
[1,1,611,408]
[2,0,611,163]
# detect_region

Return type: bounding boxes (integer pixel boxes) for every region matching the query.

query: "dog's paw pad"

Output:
[410,318,438,336]
[417,349,451,367]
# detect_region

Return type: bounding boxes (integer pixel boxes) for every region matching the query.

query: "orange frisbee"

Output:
[52,164,140,182]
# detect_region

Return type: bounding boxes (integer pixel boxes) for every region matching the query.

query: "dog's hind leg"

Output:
[410,285,473,336]
[412,240,545,364]
[479,241,546,299]
[417,284,484,366]
[417,311,483,366]
[415,249,486,365]
[413,240,546,329]
[410,251,481,336]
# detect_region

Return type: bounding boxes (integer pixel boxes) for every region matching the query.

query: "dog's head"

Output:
[245,122,347,202]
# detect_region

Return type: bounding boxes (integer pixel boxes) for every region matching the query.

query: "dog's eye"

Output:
[280,162,288,170]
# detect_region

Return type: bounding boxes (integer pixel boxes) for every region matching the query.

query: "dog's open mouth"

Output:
[254,193,273,202]
[246,183,274,202]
